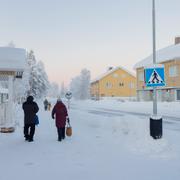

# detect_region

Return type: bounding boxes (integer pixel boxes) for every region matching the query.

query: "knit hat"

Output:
[57,97,62,102]
[27,95,34,102]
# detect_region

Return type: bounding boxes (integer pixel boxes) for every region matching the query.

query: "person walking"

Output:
[22,95,39,142]
[43,99,48,111]
[52,98,69,141]
[48,102,51,111]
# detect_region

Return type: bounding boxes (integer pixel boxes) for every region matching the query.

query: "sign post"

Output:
[145,64,165,139]
[65,91,72,110]
[152,0,157,116]
[144,0,165,139]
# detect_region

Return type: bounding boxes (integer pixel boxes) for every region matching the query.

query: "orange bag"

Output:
[66,123,72,137]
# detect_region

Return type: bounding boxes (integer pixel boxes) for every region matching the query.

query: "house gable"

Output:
[91,67,136,97]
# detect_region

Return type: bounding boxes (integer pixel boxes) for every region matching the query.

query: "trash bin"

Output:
[150,116,162,139]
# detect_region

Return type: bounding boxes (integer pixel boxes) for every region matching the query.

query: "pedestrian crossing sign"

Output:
[145,65,165,87]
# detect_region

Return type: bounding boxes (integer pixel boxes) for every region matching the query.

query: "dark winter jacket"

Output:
[22,96,39,125]
[44,99,48,106]
[52,101,68,128]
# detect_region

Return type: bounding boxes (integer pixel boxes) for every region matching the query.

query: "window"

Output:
[112,73,118,78]
[129,82,135,89]
[105,82,112,89]
[119,82,124,87]
[121,74,126,78]
[138,72,144,81]
[169,66,178,77]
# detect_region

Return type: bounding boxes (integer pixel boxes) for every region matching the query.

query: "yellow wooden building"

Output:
[134,37,180,101]
[90,66,136,99]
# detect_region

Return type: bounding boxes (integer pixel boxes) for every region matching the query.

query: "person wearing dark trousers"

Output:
[22,96,39,142]
[24,124,35,140]
[57,127,65,140]
[52,98,69,141]
[43,99,48,111]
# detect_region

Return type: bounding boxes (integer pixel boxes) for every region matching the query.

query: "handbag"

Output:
[66,122,72,137]
[34,115,39,125]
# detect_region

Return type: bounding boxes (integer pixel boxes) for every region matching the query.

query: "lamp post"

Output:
[152,0,157,115]
[149,0,163,139]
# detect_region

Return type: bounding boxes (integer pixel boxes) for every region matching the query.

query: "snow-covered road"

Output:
[70,101,180,132]
[0,99,180,180]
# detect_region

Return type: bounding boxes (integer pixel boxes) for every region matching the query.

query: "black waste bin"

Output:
[150,116,162,139]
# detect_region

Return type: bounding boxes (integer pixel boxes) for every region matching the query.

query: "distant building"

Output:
[90,66,136,99]
[134,37,180,101]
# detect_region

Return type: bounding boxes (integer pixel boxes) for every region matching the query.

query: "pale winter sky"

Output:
[0,0,180,86]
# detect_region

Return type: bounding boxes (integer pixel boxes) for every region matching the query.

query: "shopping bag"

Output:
[66,122,72,136]
[34,115,39,125]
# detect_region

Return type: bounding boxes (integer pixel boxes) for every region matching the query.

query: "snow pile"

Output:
[0,47,26,71]
[134,43,180,68]
[123,116,176,159]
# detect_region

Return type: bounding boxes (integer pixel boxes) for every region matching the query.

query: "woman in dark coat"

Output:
[52,98,69,141]
[22,96,39,142]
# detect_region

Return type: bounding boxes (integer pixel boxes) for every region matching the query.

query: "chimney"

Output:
[107,67,113,71]
[175,36,180,45]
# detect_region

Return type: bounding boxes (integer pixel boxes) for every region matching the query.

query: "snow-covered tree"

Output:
[70,68,91,100]
[47,82,60,98]
[26,50,49,98]
[79,69,91,99]
[7,41,16,48]
[1,47,49,102]
[60,82,65,98]
[13,66,30,103]
[70,76,81,99]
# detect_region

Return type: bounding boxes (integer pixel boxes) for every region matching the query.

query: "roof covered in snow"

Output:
[0,47,26,71]
[91,66,135,83]
[134,43,180,69]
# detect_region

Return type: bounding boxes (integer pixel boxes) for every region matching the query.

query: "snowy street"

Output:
[1,1,180,180]
[0,99,180,180]
[70,99,180,132]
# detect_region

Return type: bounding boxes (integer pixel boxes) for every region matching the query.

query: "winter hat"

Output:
[27,95,34,102]
[57,97,62,102]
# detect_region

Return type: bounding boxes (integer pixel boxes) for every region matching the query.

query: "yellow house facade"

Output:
[90,67,136,99]
[134,37,180,101]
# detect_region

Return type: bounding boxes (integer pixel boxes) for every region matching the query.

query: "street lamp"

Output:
[150,0,163,139]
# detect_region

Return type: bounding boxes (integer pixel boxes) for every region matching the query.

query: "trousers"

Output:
[57,127,65,141]
[24,124,35,140]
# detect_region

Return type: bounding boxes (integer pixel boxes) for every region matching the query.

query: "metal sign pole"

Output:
[65,91,72,110]
[152,0,157,116]
[68,99,70,110]
[149,0,163,139]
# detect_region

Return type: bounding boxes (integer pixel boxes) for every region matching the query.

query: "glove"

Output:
[66,117,70,123]
[52,116,54,119]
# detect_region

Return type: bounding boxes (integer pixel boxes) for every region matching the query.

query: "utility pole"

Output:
[149,0,163,139]
[152,0,157,116]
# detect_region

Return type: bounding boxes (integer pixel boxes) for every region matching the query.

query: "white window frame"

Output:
[105,82,112,89]
[121,74,126,78]
[138,72,144,81]
[112,73,118,78]
[129,82,135,89]
[169,65,178,77]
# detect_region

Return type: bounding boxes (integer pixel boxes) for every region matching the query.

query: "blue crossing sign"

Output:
[145,65,165,87]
